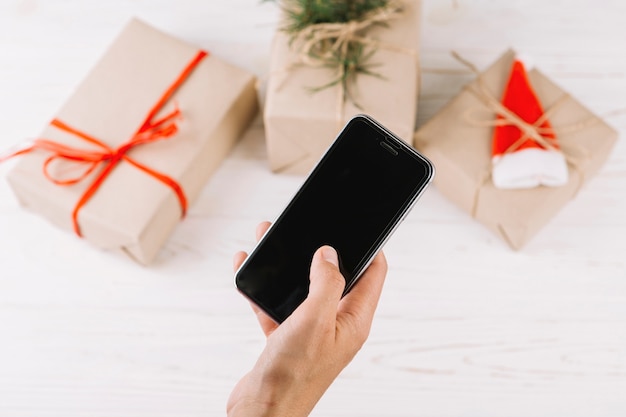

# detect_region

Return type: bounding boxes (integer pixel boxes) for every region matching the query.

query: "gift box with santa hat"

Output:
[414,49,618,249]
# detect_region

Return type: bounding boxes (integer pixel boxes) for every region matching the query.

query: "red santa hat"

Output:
[491,56,568,189]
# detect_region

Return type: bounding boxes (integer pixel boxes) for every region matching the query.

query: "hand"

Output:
[227,221,388,417]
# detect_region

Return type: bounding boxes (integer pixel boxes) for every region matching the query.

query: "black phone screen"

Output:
[235,116,433,323]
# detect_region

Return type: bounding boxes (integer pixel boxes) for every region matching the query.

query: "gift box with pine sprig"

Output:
[263,0,421,174]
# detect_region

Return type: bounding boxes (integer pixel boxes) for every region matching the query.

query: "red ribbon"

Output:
[0,50,208,236]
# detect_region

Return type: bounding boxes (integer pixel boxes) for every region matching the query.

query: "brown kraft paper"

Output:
[414,49,618,250]
[6,18,259,264]
[264,0,421,175]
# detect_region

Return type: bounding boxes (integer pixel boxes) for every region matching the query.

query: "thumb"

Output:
[297,246,346,319]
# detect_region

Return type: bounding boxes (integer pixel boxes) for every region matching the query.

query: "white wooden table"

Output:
[1,1,625,416]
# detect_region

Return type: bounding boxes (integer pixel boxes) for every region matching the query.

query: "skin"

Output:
[227,221,388,417]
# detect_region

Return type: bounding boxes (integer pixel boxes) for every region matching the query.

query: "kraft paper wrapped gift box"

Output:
[414,49,618,249]
[5,19,258,264]
[264,0,421,175]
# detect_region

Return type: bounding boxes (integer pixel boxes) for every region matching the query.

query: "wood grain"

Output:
[1,1,625,416]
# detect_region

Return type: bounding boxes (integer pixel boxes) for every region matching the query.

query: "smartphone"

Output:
[235,115,434,323]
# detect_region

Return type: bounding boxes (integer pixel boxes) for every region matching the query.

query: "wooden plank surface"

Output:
[0,1,625,416]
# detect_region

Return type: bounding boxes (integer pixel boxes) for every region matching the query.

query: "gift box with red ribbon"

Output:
[414,49,618,249]
[2,19,258,264]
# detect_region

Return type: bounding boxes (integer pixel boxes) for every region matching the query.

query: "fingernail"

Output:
[321,246,338,267]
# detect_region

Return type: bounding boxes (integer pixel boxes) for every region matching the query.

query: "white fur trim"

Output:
[492,148,568,189]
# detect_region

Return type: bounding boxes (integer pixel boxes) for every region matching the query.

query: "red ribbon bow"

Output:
[1,50,208,236]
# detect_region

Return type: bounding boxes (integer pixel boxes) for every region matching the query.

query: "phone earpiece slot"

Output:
[380,141,399,156]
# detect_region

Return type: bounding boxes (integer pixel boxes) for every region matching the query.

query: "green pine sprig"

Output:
[270,0,389,30]
[266,0,393,105]
[307,43,384,106]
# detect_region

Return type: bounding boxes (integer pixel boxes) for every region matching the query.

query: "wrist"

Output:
[228,365,315,417]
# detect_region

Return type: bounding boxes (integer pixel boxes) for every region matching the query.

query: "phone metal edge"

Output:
[233,114,435,320]
[336,115,435,293]
[341,171,434,295]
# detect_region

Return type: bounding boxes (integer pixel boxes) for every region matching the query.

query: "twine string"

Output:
[291,0,405,66]
[280,0,414,131]
[450,51,595,216]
